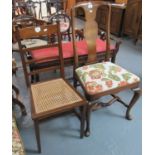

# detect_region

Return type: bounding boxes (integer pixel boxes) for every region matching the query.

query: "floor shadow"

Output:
[94,108,125,119]
[25,148,39,154]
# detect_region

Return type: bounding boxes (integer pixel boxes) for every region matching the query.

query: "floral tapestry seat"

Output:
[76,62,140,95]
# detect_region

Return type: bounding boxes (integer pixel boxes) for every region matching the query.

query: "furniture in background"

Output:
[71,1,141,136]
[16,23,87,153]
[65,0,76,15]
[97,2,126,37]
[23,3,121,82]
[76,0,142,40]
[76,0,126,36]
[12,58,27,116]
[123,0,142,43]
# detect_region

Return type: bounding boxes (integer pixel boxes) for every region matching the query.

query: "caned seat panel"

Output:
[31,78,83,114]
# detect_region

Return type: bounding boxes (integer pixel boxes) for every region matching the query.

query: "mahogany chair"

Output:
[16,23,87,153]
[71,1,141,136]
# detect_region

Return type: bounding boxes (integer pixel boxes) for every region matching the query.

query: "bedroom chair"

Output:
[16,23,87,153]
[71,1,141,136]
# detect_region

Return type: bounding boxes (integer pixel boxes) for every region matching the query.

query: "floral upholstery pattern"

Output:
[76,62,140,95]
[12,117,25,155]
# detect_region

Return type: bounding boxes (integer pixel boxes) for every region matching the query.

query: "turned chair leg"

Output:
[34,120,41,153]
[126,88,141,120]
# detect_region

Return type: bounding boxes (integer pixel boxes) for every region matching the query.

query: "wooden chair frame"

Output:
[71,1,141,136]
[16,23,87,153]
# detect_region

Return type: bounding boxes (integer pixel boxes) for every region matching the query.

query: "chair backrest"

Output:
[12,16,47,43]
[71,1,111,67]
[15,23,64,87]
[13,15,47,30]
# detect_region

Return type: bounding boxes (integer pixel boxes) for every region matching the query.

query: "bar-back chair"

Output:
[71,1,141,136]
[16,23,87,153]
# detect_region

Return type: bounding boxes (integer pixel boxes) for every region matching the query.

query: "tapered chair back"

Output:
[71,1,141,136]
[71,1,111,68]
[16,23,64,87]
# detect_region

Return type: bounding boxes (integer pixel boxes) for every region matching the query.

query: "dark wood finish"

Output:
[16,23,87,153]
[76,0,126,36]
[12,16,47,43]
[71,1,141,136]
[134,17,142,44]
[12,85,27,116]
[97,4,126,36]
[123,0,142,40]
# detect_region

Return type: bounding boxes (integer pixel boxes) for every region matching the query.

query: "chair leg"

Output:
[12,98,27,116]
[12,85,27,116]
[80,105,86,138]
[74,78,78,88]
[35,74,40,82]
[85,103,91,137]
[126,88,141,120]
[34,120,41,153]
[111,41,121,63]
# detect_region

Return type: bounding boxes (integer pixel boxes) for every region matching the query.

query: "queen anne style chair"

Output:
[71,1,141,136]
[16,23,87,153]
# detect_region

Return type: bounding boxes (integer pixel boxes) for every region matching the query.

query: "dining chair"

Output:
[15,23,87,153]
[71,1,141,136]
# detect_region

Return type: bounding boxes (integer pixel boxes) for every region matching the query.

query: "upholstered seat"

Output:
[76,61,140,95]
[30,38,115,61]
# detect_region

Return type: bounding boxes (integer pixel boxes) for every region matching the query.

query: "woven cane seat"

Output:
[31,78,83,117]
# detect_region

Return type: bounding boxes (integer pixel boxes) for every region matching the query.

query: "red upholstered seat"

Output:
[31,38,115,61]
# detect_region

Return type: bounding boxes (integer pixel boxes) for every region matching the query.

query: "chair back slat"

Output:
[16,23,64,87]
[71,1,111,66]
[17,24,58,40]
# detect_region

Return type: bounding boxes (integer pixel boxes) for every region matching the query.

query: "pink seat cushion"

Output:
[31,38,115,61]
